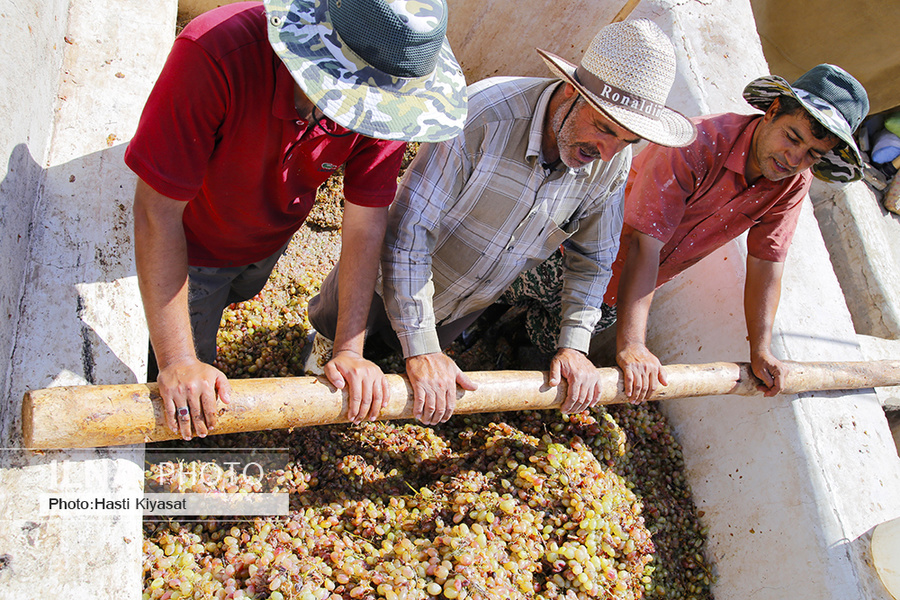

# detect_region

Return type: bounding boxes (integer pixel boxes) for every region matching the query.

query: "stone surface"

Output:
[0,0,72,438]
[810,178,900,340]
[858,335,900,410]
[0,0,175,598]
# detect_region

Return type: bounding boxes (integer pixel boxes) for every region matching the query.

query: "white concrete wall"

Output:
[0,0,176,597]
[0,0,72,435]
[810,179,900,340]
[446,0,622,83]
[633,1,900,599]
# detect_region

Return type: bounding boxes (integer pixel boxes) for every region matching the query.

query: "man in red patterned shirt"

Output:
[605,64,868,401]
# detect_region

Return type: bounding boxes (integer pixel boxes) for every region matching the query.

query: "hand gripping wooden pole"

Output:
[22,360,900,449]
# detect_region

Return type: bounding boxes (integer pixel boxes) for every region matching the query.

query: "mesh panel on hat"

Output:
[328,0,446,78]
[791,64,869,132]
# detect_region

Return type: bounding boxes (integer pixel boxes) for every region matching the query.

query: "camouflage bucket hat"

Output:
[743,64,869,183]
[264,0,467,143]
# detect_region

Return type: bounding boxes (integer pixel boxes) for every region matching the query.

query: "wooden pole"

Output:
[21,360,900,449]
[611,0,642,23]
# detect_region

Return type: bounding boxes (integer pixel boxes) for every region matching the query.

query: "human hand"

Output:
[750,350,788,397]
[325,351,391,423]
[156,358,231,440]
[550,347,603,414]
[405,353,477,425]
[616,342,668,403]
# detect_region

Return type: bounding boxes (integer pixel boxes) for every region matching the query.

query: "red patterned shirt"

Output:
[604,112,811,305]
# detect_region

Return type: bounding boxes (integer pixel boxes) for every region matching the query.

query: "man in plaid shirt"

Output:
[309,19,696,424]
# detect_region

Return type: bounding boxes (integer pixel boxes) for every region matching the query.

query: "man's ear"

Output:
[762,96,781,123]
[562,81,578,100]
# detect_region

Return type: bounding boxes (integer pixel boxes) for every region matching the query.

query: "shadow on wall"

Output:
[0,145,44,413]
[0,143,144,449]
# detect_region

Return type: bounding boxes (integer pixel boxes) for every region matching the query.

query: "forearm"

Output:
[333,204,388,355]
[744,255,784,358]
[380,204,440,358]
[557,251,609,352]
[381,254,440,357]
[381,137,466,358]
[616,233,663,349]
[133,179,196,368]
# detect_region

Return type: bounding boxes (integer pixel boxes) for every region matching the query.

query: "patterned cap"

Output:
[743,64,869,183]
[264,0,467,143]
[537,19,696,148]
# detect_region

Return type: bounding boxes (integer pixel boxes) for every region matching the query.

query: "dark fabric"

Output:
[499,249,617,354]
[328,0,446,77]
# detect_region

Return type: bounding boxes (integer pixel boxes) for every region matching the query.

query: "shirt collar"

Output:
[273,61,356,138]
[725,115,763,181]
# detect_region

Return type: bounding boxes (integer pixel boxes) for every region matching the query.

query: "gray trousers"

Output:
[187,245,289,363]
[146,244,289,380]
[307,264,486,355]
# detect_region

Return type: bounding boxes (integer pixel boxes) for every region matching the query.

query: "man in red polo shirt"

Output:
[125,0,466,440]
[605,64,869,401]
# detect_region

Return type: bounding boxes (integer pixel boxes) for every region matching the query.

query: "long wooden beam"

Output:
[22,360,900,449]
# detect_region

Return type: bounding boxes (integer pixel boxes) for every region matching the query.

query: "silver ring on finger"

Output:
[177,406,191,422]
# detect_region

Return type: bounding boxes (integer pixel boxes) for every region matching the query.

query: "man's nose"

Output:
[784,146,805,169]
[600,138,628,161]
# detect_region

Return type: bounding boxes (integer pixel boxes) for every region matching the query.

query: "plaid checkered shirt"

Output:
[380,77,630,357]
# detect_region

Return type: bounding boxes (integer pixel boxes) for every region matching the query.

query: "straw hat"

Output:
[537,19,696,147]
[264,0,467,143]
[743,64,869,183]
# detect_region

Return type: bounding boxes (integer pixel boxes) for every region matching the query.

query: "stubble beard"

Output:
[551,96,601,169]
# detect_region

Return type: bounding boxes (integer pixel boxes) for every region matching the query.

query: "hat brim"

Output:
[265,0,467,143]
[537,49,696,148]
[743,75,864,183]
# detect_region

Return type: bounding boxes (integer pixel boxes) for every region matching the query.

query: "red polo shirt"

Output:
[124,2,406,267]
[604,112,812,305]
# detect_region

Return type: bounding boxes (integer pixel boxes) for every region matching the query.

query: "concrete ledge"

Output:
[809,178,900,339]
[858,335,900,410]
[648,201,900,600]
[0,0,175,597]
